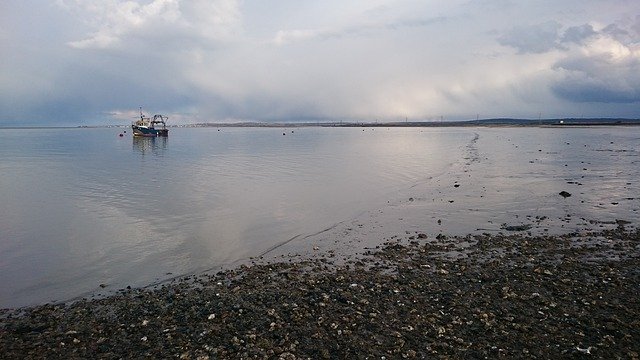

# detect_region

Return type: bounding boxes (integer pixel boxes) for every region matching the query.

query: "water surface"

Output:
[1,127,465,307]
[1,126,638,308]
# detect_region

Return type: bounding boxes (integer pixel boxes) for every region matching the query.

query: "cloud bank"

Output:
[1,0,639,125]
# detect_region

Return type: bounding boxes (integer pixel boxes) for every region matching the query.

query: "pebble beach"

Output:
[2,222,638,359]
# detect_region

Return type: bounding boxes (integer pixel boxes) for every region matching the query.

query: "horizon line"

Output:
[2,117,640,129]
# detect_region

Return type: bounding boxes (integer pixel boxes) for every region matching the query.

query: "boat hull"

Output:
[132,125,168,137]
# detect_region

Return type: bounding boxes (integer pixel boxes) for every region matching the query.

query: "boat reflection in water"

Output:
[133,135,168,156]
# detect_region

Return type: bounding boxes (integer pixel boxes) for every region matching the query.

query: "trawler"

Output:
[132,108,168,137]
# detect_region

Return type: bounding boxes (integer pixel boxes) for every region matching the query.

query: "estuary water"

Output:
[1,126,638,308]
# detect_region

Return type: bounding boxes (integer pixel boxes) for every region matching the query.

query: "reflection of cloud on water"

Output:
[132,136,168,156]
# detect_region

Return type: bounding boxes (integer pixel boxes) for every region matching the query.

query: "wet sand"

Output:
[1,223,638,359]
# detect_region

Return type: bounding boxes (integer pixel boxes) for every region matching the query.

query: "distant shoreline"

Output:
[162,118,640,128]
[164,118,640,128]
[2,118,640,129]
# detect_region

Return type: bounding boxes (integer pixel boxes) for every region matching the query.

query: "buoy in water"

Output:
[119,133,124,137]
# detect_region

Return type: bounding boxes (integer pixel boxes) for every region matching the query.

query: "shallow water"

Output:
[267,126,639,262]
[0,126,638,308]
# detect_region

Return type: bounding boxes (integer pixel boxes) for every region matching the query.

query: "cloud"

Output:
[64,0,240,49]
[271,16,448,46]
[272,29,319,46]
[2,0,640,125]
[552,22,640,104]
[497,14,640,105]
[561,24,597,45]
[0,0,241,124]
[64,0,179,49]
[498,21,563,54]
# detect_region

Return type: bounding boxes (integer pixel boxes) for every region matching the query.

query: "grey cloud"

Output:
[552,75,640,104]
[633,15,640,35]
[552,67,640,104]
[498,20,635,53]
[600,20,640,47]
[602,24,629,40]
[551,22,640,104]
[561,24,597,45]
[497,21,562,54]
[496,16,640,104]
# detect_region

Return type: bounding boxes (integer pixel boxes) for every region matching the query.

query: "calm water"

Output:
[1,126,638,308]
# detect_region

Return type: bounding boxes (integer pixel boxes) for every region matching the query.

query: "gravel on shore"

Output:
[1,225,639,359]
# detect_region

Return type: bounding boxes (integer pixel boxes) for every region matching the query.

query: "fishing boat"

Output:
[132,108,169,137]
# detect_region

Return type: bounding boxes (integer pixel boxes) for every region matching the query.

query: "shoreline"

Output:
[2,118,640,130]
[2,224,638,359]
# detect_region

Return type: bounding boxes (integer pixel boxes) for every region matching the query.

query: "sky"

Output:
[1,0,639,126]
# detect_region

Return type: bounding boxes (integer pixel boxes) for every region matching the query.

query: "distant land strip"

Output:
[4,118,639,129]
[182,118,640,128]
